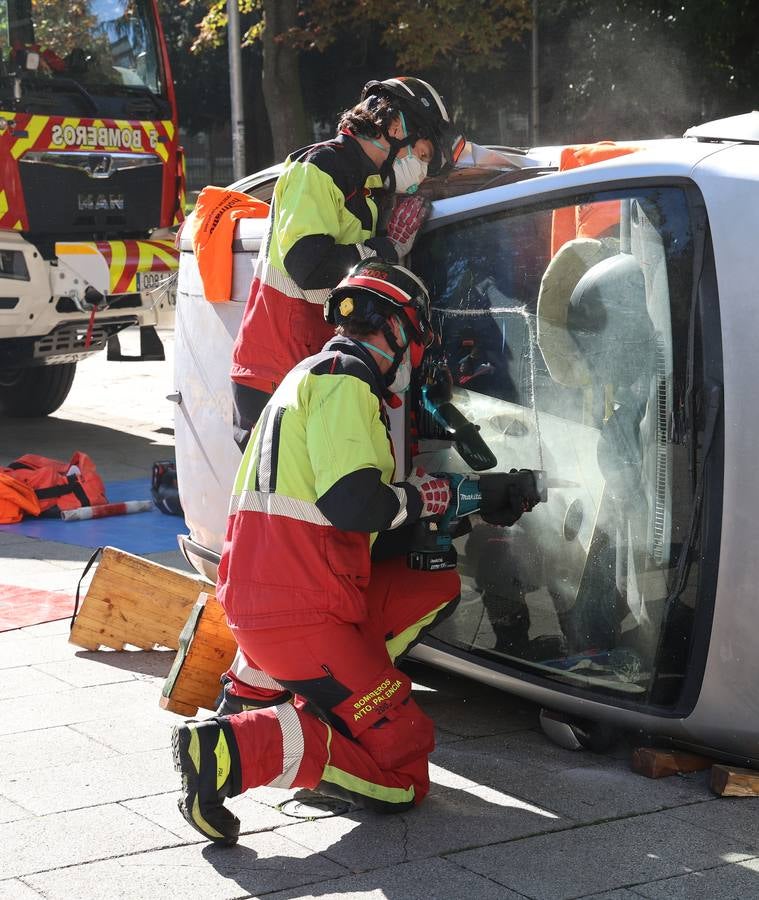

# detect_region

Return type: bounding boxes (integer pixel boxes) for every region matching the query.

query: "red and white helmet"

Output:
[325,259,434,367]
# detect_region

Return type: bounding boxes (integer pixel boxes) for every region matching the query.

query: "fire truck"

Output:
[0,0,183,416]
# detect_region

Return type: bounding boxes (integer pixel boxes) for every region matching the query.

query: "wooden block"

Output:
[711,764,759,797]
[160,592,236,716]
[69,546,213,652]
[631,746,713,779]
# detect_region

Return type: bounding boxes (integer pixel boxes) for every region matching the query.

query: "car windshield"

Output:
[412,184,713,709]
[0,0,168,115]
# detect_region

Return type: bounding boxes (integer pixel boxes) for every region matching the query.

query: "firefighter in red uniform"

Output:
[229,75,463,451]
[173,262,462,844]
[219,76,465,715]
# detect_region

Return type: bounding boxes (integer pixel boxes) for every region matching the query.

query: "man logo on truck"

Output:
[77,193,125,211]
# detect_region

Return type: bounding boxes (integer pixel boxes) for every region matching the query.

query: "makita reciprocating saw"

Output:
[408,470,547,571]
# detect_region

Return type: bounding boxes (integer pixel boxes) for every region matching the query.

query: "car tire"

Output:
[0,362,77,417]
[572,720,620,753]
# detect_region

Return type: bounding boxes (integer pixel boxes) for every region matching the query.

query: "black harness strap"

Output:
[70,546,104,631]
[34,474,91,507]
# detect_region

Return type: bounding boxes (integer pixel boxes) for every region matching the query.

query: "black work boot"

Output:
[214,674,292,717]
[172,717,242,845]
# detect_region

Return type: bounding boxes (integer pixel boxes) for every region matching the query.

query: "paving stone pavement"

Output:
[2,331,758,899]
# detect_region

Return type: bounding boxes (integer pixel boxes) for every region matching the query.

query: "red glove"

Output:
[386,195,431,259]
[406,467,451,518]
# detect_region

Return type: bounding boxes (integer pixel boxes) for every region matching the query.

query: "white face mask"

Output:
[392,111,429,194]
[392,151,428,194]
[387,347,412,393]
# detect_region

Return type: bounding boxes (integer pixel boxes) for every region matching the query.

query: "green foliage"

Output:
[537,0,759,141]
[192,0,532,69]
[165,0,759,159]
[160,0,234,130]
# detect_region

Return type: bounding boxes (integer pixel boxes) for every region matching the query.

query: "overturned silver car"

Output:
[173,113,759,764]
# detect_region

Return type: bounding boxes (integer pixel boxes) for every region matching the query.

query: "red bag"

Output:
[2,452,107,518]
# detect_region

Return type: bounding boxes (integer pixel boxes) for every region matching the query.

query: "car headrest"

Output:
[568,252,654,390]
[536,237,618,387]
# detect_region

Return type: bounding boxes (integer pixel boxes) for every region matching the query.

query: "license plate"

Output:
[137,270,173,292]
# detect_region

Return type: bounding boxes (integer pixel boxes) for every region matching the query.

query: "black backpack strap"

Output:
[70,546,104,631]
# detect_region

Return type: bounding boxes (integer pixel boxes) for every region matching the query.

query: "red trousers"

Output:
[225,557,460,812]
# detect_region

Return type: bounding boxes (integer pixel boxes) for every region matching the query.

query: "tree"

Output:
[537,0,759,143]
[190,0,533,161]
[260,0,309,160]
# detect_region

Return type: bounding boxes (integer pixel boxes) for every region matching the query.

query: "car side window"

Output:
[411,186,708,707]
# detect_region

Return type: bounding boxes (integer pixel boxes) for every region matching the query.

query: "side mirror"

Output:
[13,49,40,72]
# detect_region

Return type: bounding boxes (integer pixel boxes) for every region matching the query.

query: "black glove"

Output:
[479,469,542,527]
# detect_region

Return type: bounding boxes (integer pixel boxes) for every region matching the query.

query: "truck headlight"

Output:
[0,250,29,281]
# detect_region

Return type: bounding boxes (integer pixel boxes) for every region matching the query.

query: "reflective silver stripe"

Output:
[230,490,331,526]
[235,661,286,691]
[257,406,277,491]
[228,648,246,676]
[265,703,305,789]
[357,243,377,260]
[388,484,409,529]
[260,260,331,305]
[385,77,416,98]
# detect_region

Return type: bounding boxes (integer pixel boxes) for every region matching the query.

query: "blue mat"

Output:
[0,479,186,555]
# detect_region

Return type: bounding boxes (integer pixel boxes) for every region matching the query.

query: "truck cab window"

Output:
[0,0,168,117]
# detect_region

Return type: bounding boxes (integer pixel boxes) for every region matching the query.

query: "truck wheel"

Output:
[0,363,77,417]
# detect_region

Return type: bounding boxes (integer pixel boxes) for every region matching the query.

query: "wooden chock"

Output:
[160,591,237,716]
[69,546,213,652]
[631,746,713,779]
[711,764,759,797]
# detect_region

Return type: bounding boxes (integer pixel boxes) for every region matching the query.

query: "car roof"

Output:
[185,112,758,242]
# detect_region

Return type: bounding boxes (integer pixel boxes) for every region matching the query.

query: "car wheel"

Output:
[0,362,77,417]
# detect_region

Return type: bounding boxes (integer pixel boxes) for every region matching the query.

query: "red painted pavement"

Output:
[0,584,73,632]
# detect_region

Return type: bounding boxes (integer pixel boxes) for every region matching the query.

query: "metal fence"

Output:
[180,127,234,193]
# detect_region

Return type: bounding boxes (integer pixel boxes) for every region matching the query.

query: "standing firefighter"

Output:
[219,76,464,715]
[229,75,464,452]
[173,262,461,843]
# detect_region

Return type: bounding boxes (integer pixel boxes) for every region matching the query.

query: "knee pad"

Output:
[331,666,412,739]
[331,667,434,770]
[357,697,435,770]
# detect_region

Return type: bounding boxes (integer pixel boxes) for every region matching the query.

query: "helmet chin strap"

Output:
[370,112,418,192]
[357,316,409,399]
[379,319,407,388]
[379,135,414,192]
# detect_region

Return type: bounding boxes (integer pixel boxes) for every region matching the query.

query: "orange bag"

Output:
[0,472,41,524]
[187,186,270,303]
[3,452,107,518]
[550,142,643,256]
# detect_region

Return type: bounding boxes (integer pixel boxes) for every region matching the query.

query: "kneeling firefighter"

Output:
[172,260,548,845]
[172,261,465,844]
[172,261,542,844]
